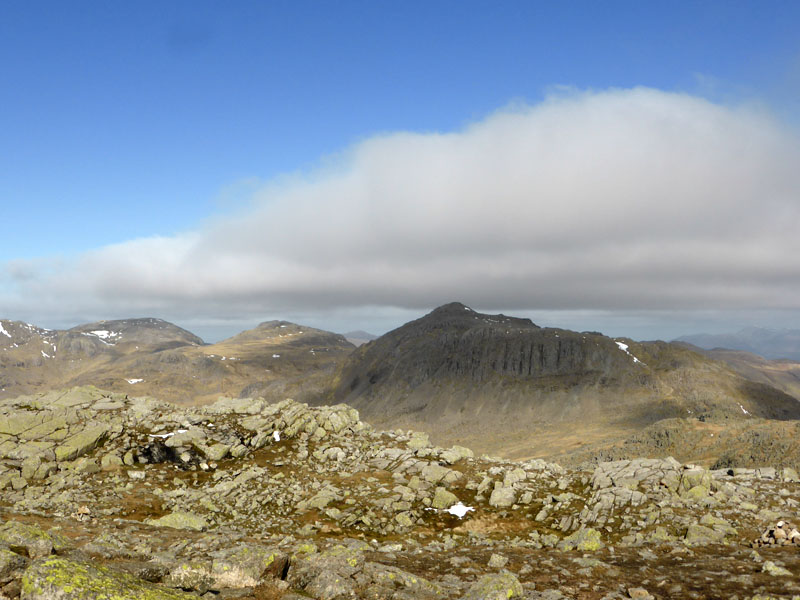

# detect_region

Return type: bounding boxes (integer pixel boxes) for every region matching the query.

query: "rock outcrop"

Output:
[0,387,799,599]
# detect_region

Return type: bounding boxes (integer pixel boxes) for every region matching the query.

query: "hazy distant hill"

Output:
[342,330,378,347]
[327,302,800,460]
[0,317,354,404]
[675,327,800,360]
[678,343,800,402]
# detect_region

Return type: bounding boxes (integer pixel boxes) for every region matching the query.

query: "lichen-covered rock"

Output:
[211,544,288,588]
[761,560,792,577]
[460,570,524,600]
[0,548,28,582]
[0,521,69,559]
[557,528,604,551]
[54,426,109,462]
[162,561,214,594]
[288,544,366,598]
[21,556,195,599]
[431,487,459,509]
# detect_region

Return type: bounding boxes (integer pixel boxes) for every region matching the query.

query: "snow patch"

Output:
[273,431,281,442]
[90,330,118,339]
[41,350,50,358]
[272,354,281,358]
[126,378,144,384]
[739,403,751,416]
[0,323,11,338]
[445,502,474,518]
[148,429,188,439]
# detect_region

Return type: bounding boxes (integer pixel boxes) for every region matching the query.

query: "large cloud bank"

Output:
[5,88,800,324]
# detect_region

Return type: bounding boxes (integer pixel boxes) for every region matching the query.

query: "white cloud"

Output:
[4,87,800,329]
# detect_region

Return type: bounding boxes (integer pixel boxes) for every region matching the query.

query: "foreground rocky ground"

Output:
[1,387,799,599]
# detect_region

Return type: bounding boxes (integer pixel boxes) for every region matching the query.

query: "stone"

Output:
[557,528,604,551]
[684,524,726,546]
[163,561,214,594]
[22,556,195,599]
[460,570,524,600]
[145,512,208,531]
[100,454,123,469]
[781,467,799,482]
[440,445,474,464]
[761,560,792,576]
[489,486,516,508]
[211,545,288,588]
[0,547,28,581]
[407,432,430,451]
[432,487,459,509]
[487,553,508,568]
[202,443,230,462]
[0,521,68,558]
[54,426,109,462]
[420,464,454,484]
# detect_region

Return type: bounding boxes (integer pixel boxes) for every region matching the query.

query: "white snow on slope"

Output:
[126,378,144,384]
[41,350,50,358]
[615,341,646,365]
[148,429,188,439]
[0,323,11,338]
[90,330,118,339]
[739,403,751,416]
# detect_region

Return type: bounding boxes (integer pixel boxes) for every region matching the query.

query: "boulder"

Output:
[489,486,516,508]
[432,487,459,509]
[54,426,109,462]
[22,556,195,599]
[0,521,69,559]
[557,528,604,551]
[145,512,208,531]
[460,570,524,600]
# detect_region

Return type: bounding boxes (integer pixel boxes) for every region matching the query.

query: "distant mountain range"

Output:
[675,327,800,360]
[0,317,353,404]
[3,305,800,468]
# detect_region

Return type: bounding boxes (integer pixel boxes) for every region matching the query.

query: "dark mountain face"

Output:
[327,303,800,459]
[337,302,637,396]
[675,327,800,361]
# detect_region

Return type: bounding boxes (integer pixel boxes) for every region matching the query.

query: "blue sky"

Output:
[2,1,800,341]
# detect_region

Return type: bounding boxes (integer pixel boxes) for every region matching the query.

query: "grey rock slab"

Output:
[489,486,516,508]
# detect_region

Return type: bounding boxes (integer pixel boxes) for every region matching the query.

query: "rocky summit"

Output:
[1,387,799,599]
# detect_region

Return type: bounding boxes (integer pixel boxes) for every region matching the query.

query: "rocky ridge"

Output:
[0,318,354,406]
[1,387,799,599]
